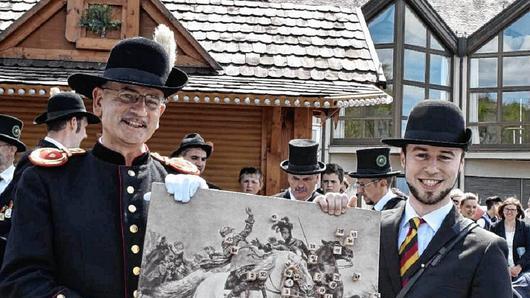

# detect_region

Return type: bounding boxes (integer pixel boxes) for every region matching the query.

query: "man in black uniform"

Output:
[0,91,100,266]
[275,139,325,202]
[0,30,207,297]
[348,147,405,211]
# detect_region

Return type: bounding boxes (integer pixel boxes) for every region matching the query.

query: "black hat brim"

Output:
[381,128,472,150]
[171,144,212,158]
[0,135,26,152]
[68,67,189,99]
[280,160,326,175]
[34,110,100,125]
[348,170,401,178]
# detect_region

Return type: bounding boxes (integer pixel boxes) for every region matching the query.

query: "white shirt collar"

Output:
[0,164,15,183]
[373,189,394,211]
[44,136,68,151]
[401,199,454,233]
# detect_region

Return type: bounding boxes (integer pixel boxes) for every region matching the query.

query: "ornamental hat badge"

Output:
[0,114,26,152]
[12,125,21,138]
[376,154,387,168]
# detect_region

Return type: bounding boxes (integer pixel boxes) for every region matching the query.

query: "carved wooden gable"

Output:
[0,0,220,71]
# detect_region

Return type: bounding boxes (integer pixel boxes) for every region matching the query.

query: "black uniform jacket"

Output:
[378,205,512,298]
[0,139,57,267]
[0,142,180,298]
[275,189,319,202]
[490,219,530,272]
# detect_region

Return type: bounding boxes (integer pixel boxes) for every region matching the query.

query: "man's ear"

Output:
[400,149,406,170]
[67,117,77,131]
[92,87,104,117]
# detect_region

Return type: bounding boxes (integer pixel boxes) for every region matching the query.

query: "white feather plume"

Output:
[49,87,61,98]
[153,24,176,73]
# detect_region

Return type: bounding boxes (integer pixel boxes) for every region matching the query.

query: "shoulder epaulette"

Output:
[29,147,86,167]
[151,152,200,175]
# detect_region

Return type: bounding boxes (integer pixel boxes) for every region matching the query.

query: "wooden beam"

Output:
[293,108,312,139]
[0,0,65,50]
[124,0,140,38]
[0,47,109,62]
[76,37,118,50]
[65,0,83,42]
[260,108,268,194]
[266,107,282,195]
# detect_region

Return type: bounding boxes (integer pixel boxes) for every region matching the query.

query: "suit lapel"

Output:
[381,206,404,294]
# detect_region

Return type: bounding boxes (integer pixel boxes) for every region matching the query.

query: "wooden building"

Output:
[0,0,390,193]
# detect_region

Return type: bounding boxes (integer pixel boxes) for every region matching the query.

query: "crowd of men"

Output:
[0,25,522,297]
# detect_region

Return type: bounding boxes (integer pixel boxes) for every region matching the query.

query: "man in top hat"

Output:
[0,89,101,267]
[378,100,511,297]
[171,132,219,189]
[349,147,405,211]
[476,196,503,230]
[276,139,326,202]
[0,26,208,298]
[0,115,26,195]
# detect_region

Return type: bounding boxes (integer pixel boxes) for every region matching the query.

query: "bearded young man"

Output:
[377,100,511,298]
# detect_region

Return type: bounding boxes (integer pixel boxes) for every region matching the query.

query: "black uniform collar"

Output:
[92,142,150,166]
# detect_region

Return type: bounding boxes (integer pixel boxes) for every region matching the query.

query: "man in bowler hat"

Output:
[276,139,326,201]
[0,114,26,196]
[0,27,207,297]
[0,89,100,267]
[378,100,511,297]
[349,147,405,211]
[171,132,219,189]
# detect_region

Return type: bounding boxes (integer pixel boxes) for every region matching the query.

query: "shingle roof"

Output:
[276,0,518,36]
[0,0,37,31]
[163,0,383,84]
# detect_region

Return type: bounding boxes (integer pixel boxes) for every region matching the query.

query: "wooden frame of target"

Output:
[138,184,381,298]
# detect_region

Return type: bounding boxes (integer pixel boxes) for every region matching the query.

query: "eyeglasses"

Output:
[504,208,518,213]
[103,87,166,110]
[354,180,380,189]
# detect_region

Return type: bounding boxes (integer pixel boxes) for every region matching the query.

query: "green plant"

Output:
[79,4,121,38]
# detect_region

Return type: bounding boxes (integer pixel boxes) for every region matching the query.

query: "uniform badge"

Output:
[29,148,68,167]
[151,153,200,175]
[29,147,86,167]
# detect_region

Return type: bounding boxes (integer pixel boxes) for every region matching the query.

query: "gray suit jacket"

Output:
[378,205,512,298]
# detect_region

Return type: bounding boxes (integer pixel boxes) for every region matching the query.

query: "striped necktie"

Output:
[399,217,424,287]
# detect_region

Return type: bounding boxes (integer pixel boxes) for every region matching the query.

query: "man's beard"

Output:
[407,181,455,206]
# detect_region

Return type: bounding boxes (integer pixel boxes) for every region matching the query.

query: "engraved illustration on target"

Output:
[139,185,381,298]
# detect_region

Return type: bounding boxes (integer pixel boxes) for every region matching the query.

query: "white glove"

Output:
[165,174,209,203]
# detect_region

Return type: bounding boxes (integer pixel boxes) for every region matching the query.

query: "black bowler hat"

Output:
[280,139,325,175]
[171,133,213,158]
[348,148,400,178]
[68,37,188,99]
[382,100,472,150]
[34,92,100,125]
[0,114,26,152]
